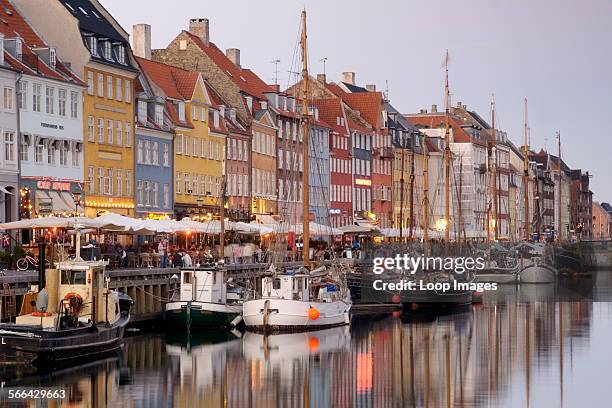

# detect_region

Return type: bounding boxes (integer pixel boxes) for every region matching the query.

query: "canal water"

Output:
[3,271,612,407]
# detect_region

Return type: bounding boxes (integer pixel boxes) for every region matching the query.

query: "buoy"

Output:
[308,337,320,351]
[308,307,320,320]
[391,294,401,304]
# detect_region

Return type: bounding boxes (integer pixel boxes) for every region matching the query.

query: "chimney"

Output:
[132,24,151,59]
[189,18,209,46]
[431,104,437,113]
[456,101,462,108]
[341,71,355,85]
[317,73,326,83]
[366,84,376,92]
[226,48,240,68]
[419,109,427,114]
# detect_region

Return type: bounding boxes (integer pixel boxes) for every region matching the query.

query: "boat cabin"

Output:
[180,267,227,304]
[260,274,310,301]
[15,260,121,329]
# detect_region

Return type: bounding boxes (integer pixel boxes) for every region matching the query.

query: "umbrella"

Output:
[287,222,342,236]
[0,216,96,230]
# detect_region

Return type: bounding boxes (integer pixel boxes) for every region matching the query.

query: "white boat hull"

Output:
[242,298,351,332]
[165,301,242,328]
[476,273,518,284]
[520,264,557,284]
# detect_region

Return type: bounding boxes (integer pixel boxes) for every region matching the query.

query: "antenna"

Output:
[319,57,327,76]
[384,79,389,101]
[271,59,281,84]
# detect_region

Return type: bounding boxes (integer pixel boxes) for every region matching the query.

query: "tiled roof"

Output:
[184,31,266,100]
[0,0,83,85]
[136,57,199,100]
[347,118,372,134]
[165,101,193,129]
[341,91,383,130]
[311,98,346,134]
[406,114,478,145]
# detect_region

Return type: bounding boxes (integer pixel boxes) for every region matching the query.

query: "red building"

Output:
[313,98,353,228]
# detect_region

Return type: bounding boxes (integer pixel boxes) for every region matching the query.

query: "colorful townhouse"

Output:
[151,18,266,221]
[0,36,19,227]
[570,169,593,239]
[135,55,221,220]
[313,97,352,228]
[1,0,85,222]
[306,107,331,226]
[16,0,140,217]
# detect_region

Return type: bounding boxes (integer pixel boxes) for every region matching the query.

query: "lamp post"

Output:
[72,191,82,215]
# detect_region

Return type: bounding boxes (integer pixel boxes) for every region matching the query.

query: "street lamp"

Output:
[72,191,82,215]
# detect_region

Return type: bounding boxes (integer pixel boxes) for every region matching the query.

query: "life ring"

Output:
[63,292,84,316]
[31,311,53,317]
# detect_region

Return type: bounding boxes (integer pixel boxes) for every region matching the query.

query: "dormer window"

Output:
[261,101,267,110]
[115,44,125,64]
[245,96,253,113]
[155,104,163,127]
[213,111,219,128]
[178,101,185,121]
[138,100,147,123]
[49,48,56,69]
[88,36,98,56]
[103,40,112,60]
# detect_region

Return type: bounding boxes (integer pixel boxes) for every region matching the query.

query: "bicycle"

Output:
[16,255,49,271]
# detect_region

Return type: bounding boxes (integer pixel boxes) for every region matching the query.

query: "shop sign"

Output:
[36,181,71,191]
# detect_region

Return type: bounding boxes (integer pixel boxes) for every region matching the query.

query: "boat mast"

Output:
[443,50,451,244]
[409,134,415,241]
[220,145,226,260]
[523,98,530,241]
[399,136,406,242]
[491,96,499,240]
[299,9,311,267]
[557,131,562,242]
[423,136,430,254]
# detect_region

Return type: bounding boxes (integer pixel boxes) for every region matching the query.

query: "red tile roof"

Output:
[340,91,383,130]
[184,31,267,100]
[311,98,347,134]
[0,0,82,85]
[425,139,441,153]
[407,114,484,146]
[136,57,199,100]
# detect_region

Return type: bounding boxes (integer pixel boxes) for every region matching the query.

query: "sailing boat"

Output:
[242,10,352,332]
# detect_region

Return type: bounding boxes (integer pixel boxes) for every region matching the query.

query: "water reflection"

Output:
[4,272,612,407]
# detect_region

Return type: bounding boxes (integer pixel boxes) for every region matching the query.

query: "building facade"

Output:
[592,202,611,239]
[16,0,140,217]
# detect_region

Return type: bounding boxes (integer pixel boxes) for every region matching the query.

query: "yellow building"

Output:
[137,58,223,219]
[15,0,139,216]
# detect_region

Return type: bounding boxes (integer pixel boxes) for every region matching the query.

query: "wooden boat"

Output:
[164,266,243,329]
[0,258,132,368]
[519,260,557,283]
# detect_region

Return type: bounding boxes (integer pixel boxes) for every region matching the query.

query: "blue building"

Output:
[134,70,174,219]
[308,107,331,227]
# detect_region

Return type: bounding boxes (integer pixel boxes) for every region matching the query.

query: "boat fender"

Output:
[229,314,243,328]
[308,307,320,320]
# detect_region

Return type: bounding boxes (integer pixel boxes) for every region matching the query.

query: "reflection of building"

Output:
[16,0,140,217]
[2,1,85,219]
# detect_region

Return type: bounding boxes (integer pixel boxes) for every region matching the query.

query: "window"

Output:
[47,142,55,165]
[125,123,131,146]
[176,135,183,154]
[116,121,122,146]
[155,104,163,126]
[104,41,112,60]
[163,143,169,167]
[192,106,197,121]
[208,141,213,159]
[58,89,66,116]
[137,180,143,206]
[192,138,197,157]
[87,72,94,95]
[144,140,151,164]
[106,168,113,195]
[144,181,150,206]
[163,184,170,208]
[97,118,104,143]
[184,173,190,194]
[72,144,79,167]
[192,175,198,195]
[153,183,158,207]
[59,143,67,166]
[3,87,13,110]
[4,131,14,162]
[18,81,27,110]
[178,102,185,121]
[32,83,41,112]
[201,176,207,195]
[200,139,206,158]
[97,74,103,97]
[88,36,98,56]
[183,136,189,156]
[176,173,181,194]
[125,170,132,195]
[136,140,143,164]
[107,119,113,144]
[70,91,78,118]
[35,141,44,163]
[20,136,28,161]
[116,45,125,64]
[106,75,113,99]
[88,166,94,193]
[97,167,104,194]
[116,170,122,196]
[115,78,122,101]
[125,80,131,103]
[152,142,159,165]
[215,143,220,160]
[138,101,147,123]
[201,107,206,121]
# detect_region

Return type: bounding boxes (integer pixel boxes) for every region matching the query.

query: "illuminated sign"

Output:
[329,209,341,215]
[36,181,71,191]
[355,179,372,186]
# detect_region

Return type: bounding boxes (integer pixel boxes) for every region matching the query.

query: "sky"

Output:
[100,0,612,201]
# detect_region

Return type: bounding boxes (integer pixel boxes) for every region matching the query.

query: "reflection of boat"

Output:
[0,254,132,368]
[164,266,243,329]
[242,325,351,361]
[476,263,519,284]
